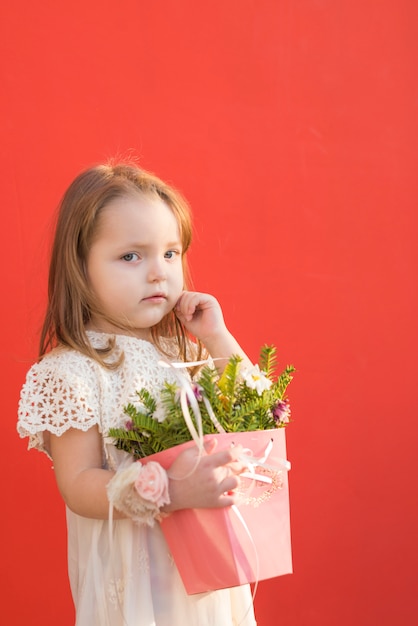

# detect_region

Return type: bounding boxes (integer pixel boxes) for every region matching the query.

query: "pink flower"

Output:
[272,399,291,425]
[134,461,170,507]
[191,383,204,402]
[175,382,204,405]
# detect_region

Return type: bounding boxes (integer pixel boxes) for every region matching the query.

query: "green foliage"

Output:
[108,345,295,460]
[259,344,277,379]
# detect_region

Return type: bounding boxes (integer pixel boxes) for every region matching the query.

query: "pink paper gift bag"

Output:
[141,429,293,594]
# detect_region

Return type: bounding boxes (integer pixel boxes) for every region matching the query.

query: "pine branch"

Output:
[274,365,296,397]
[259,345,277,379]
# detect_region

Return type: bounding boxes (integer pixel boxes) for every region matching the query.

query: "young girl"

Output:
[17,162,257,626]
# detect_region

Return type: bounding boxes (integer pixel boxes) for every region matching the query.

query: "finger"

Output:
[203,438,218,455]
[217,493,236,508]
[215,475,241,509]
[221,473,240,493]
[208,442,244,463]
[205,448,242,468]
[226,459,248,475]
[174,292,192,319]
[193,441,244,469]
[213,441,242,456]
[176,292,214,320]
[176,292,199,314]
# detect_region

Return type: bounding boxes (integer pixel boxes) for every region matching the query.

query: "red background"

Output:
[1,2,417,625]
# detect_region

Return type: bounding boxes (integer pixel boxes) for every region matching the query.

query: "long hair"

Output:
[40,161,202,369]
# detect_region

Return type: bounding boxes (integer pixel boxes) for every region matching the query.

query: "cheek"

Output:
[86,263,121,301]
[86,263,105,292]
[176,266,185,289]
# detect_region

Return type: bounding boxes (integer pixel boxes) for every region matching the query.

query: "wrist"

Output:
[107,461,171,526]
[200,327,234,355]
[202,330,252,370]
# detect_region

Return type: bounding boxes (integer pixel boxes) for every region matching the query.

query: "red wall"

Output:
[2,2,417,624]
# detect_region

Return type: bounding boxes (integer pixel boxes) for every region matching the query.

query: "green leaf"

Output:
[259,344,277,378]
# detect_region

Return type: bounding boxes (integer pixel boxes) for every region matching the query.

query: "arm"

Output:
[175,291,252,371]
[50,426,243,520]
[50,426,121,519]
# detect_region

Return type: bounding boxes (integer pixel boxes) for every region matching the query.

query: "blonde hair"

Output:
[40,161,202,369]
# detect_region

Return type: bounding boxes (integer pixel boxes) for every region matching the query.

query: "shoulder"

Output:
[17,346,105,453]
[24,345,102,386]
[19,345,103,409]
[19,346,109,424]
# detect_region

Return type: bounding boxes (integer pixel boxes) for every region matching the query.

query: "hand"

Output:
[165,439,245,511]
[174,291,226,344]
[175,290,252,371]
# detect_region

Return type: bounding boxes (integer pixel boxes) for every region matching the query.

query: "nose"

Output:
[147,256,166,282]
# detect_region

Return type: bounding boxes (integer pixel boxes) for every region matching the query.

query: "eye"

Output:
[164,250,180,260]
[121,252,140,262]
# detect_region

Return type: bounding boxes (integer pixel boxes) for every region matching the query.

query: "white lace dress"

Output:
[17,332,256,626]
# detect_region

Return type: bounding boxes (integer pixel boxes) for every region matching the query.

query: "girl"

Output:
[17,162,257,626]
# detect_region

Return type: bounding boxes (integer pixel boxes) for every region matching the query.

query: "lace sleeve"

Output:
[17,350,102,456]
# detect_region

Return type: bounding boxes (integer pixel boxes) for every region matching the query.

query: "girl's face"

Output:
[85,193,184,339]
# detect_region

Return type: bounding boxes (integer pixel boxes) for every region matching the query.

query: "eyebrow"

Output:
[121,240,183,249]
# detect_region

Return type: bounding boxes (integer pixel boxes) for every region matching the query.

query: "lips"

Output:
[143,293,167,302]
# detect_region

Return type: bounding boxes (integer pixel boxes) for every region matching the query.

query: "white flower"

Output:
[128,394,166,423]
[153,400,166,423]
[127,395,146,413]
[242,364,272,396]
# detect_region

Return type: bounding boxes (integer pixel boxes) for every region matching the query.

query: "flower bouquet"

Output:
[109,345,294,458]
[109,345,295,594]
